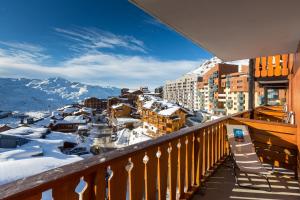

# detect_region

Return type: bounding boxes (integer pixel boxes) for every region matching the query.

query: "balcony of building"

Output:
[2,1,300,200]
[0,106,298,200]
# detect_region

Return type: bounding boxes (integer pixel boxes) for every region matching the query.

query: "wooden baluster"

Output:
[93,168,106,200]
[274,55,281,76]
[261,57,267,77]
[214,125,218,164]
[82,173,95,200]
[185,135,193,191]
[23,194,42,200]
[177,139,185,198]
[168,141,178,200]
[193,133,200,186]
[191,134,196,186]
[267,56,274,77]
[129,153,145,200]
[220,123,224,158]
[144,147,158,200]
[217,123,221,161]
[195,131,204,186]
[157,144,168,200]
[53,177,80,200]
[282,54,289,76]
[206,128,210,171]
[255,57,261,77]
[108,159,128,200]
[210,126,214,167]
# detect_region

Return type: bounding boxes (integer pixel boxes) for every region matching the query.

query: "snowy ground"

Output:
[0,131,89,186]
[114,126,152,147]
[0,111,50,126]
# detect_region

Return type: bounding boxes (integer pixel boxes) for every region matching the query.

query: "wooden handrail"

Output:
[1,111,251,200]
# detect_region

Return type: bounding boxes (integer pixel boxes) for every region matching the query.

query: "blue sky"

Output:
[0,0,212,88]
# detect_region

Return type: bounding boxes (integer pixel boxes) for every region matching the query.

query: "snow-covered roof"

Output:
[111,103,135,109]
[142,98,186,117]
[0,131,85,186]
[0,126,49,139]
[34,117,53,127]
[78,125,89,130]
[158,106,181,116]
[62,107,79,114]
[116,117,140,124]
[62,115,87,124]
[0,123,19,129]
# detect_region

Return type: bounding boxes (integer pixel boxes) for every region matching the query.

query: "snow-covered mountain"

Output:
[188,57,223,76]
[187,57,249,76]
[0,77,120,112]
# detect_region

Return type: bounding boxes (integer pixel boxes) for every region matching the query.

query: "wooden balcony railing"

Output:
[255,54,294,78]
[1,109,298,200]
[2,112,251,200]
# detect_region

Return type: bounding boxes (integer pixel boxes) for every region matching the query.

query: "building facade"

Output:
[197,63,240,114]
[164,74,201,111]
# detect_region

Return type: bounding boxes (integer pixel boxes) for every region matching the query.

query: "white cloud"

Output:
[54,27,147,53]
[0,48,202,88]
[0,29,204,88]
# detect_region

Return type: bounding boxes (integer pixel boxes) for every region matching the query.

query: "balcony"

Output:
[1,107,298,200]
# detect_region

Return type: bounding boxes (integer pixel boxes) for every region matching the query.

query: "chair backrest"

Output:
[226,124,256,156]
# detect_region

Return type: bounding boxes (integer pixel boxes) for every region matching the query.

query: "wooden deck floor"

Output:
[192,162,300,200]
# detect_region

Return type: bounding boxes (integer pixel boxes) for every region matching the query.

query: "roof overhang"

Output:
[130,0,300,61]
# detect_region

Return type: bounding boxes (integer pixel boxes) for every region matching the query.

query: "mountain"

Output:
[187,57,249,76]
[0,77,121,112]
[188,57,222,76]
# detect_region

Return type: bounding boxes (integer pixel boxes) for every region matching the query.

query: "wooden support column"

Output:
[248,58,255,119]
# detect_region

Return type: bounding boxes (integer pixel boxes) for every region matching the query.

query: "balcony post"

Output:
[248,58,255,118]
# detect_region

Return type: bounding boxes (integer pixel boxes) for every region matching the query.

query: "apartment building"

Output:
[220,67,249,115]
[164,74,201,111]
[197,63,239,114]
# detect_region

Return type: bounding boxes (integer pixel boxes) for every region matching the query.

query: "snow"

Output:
[187,57,249,76]
[78,125,89,130]
[142,96,182,116]
[114,127,151,147]
[111,103,124,109]
[129,127,151,145]
[1,126,49,139]
[34,117,53,127]
[114,118,141,126]
[188,57,222,76]
[63,115,86,124]
[0,131,84,185]
[0,77,120,112]
[158,106,180,116]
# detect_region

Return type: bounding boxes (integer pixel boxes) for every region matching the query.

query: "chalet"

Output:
[141,99,187,135]
[83,97,107,110]
[110,103,134,119]
[57,105,80,117]
[50,115,87,133]
[107,97,129,114]
[74,107,93,117]
[120,89,143,106]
